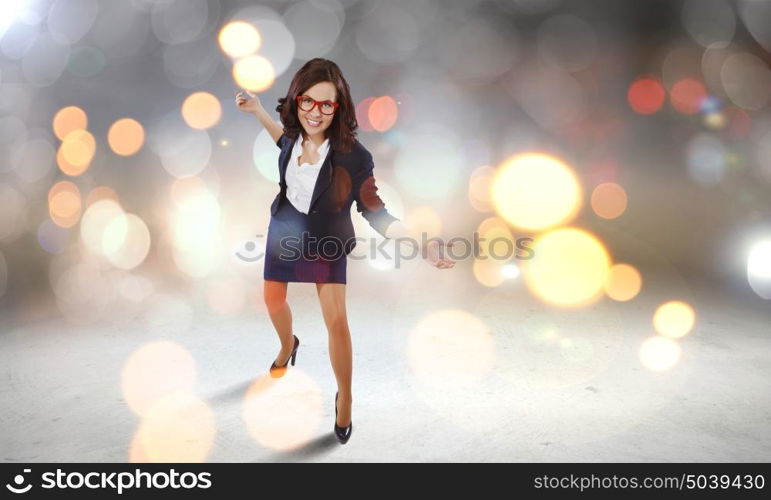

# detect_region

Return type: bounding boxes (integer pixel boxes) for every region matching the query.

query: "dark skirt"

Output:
[263,199,347,284]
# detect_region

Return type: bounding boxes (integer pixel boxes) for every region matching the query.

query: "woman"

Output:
[235,58,454,445]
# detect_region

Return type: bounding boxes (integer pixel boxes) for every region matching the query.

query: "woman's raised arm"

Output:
[235,90,284,145]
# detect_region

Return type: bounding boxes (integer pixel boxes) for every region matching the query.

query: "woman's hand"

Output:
[425,240,456,269]
[234,89,260,114]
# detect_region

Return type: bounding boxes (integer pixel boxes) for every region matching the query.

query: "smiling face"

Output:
[297,81,337,141]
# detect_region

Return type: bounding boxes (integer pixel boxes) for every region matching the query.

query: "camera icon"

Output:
[5,469,32,494]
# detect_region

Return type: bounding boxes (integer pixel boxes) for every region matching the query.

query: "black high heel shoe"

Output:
[334,391,353,444]
[269,335,299,378]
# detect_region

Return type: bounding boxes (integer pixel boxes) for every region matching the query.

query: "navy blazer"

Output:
[270,133,399,255]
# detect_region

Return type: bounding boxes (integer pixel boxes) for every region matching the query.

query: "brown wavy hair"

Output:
[276,58,358,154]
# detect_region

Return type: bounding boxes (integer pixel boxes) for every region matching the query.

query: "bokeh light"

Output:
[703,111,726,130]
[604,263,642,302]
[720,52,771,111]
[102,213,151,270]
[639,336,682,372]
[163,35,220,89]
[243,16,295,77]
[232,55,275,93]
[48,180,81,228]
[394,127,464,201]
[669,78,707,114]
[218,21,262,58]
[522,227,611,307]
[151,112,212,179]
[181,92,222,130]
[653,300,696,339]
[473,258,506,288]
[170,176,207,208]
[468,165,495,213]
[502,263,520,279]
[739,0,771,52]
[510,65,587,129]
[283,0,344,59]
[16,136,55,183]
[23,32,71,86]
[681,0,735,49]
[368,96,398,132]
[117,273,154,303]
[491,153,582,232]
[171,186,222,278]
[52,105,87,141]
[108,118,145,156]
[80,199,124,254]
[725,106,750,139]
[242,372,323,451]
[747,240,771,300]
[403,205,442,241]
[355,1,421,65]
[86,186,120,207]
[686,133,726,186]
[355,96,376,132]
[627,77,666,115]
[37,218,70,254]
[701,43,734,95]
[252,128,281,183]
[0,0,28,39]
[1,18,36,61]
[90,2,150,60]
[150,0,210,46]
[406,309,494,389]
[121,340,197,418]
[591,182,627,219]
[662,45,703,92]
[133,392,215,463]
[476,217,515,260]
[47,0,99,45]
[437,17,518,85]
[51,259,117,324]
[58,129,96,176]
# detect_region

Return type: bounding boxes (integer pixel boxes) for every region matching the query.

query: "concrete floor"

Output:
[1,259,770,462]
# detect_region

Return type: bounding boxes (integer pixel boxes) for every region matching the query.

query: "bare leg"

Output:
[264,280,294,365]
[315,283,352,427]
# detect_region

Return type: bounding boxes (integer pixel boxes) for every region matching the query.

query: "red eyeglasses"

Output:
[296,95,339,115]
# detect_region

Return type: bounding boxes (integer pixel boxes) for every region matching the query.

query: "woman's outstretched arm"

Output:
[352,150,455,270]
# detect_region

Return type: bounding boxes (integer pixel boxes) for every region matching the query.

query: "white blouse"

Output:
[285,136,330,214]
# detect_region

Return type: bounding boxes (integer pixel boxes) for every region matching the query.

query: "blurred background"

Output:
[1,0,770,462]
